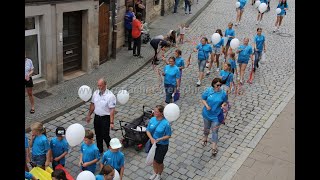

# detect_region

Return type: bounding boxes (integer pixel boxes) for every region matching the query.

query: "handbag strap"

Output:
[151,119,163,136]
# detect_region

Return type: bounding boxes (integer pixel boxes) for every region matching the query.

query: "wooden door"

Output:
[63,11,82,73]
[98,3,110,64]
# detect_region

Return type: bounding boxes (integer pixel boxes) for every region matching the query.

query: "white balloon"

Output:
[211,33,221,45]
[254,0,261,8]
[235,2,240,8]
[164,103,180,122]
[117,90,130,104]
[230,38,240,50]
[66,123,85,147]
[276,8,281,14]
[76,170,95,180]
[258,3,267,13]
[78,85,92,102]
[114,169,120,180]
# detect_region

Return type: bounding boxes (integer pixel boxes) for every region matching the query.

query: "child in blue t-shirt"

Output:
[96,165,115,180]
[79,129,100,174]
[228,52,237,75]
[220,63,234,94]
[29,122,50,170]
[50,127,69,170]
[101,138,125,180]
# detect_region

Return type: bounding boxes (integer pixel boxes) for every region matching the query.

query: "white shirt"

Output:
[25,58,34,77]
[91,89,116,116]
[179,27,186,35]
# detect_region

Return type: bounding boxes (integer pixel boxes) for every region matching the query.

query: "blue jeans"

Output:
[203,118,220,143]
[174,0,180,13]
[254,50,262,72]
[164,84,175,103]
[185,0,191,13]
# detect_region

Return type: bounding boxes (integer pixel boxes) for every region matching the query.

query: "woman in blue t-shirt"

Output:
[235,0,247,26]
[256,0,268,25]
[273,0,288,32]
[249,28,266,83]
[193,37,213,87]
[207,29,224,75]
[146,105,172,180]
[201,78,228,156]
[236,37,253,84]
[224,22,235,61]
[162,57,180,104]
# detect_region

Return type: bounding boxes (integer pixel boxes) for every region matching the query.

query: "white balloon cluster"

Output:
[276,8,281,14]
[211,33,221,45]
[255,1,261,8]
[164,103,180,122]
[258,3,268,13]
[230,38,240,50]
[66,123,85,147]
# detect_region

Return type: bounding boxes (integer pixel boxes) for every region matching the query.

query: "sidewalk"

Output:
[25,0,212,130]
[232,97,295,180]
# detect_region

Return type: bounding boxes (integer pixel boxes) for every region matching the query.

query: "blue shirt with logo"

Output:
[101,150,125,171]
[146,117,172,145]
[225,28,235,41]
[124,11,134,29]
[277,2,288,16]
[254,34,265,52]
[175,56,185,68]
[163,65,180,86]
[196,43,212,60]
[220,70,234,87]
[202,87,228,122]
[50,137,69,166]
[238,45,253,61]
[80,142,100,173]
[32,134,50,156]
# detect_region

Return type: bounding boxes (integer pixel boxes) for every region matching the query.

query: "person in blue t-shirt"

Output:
[273,0,288,32]
[228,52,237,75]
[79,129,100,174]
[25,171,38,180]
[146,105,172,180]
[124,6,135,50]
[100,138,125,180]
[50,127,69,170]
[161,57,180,104]
[207,29,224,75]
[235,0,247,26]
[249,28,266,83]
[29,122,50,170]
[25,133,31,171]
[256,0,268,25]
[224,22,235,60]
[163,49,185,84]
[201,78,228,156]
[220,63,234,94]
[236,37,253,84]
[96,165,115,180]
[193,37,213,87]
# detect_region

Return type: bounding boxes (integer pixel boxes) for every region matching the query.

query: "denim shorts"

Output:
[198,60,207,72]
[237,58,249,64]
[32,154,46,167]
[212,47,221,54]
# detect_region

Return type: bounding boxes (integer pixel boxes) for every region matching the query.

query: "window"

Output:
[25,16,41,79]
[154,0,160,5]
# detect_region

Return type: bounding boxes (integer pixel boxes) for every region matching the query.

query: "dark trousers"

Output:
[94,114,111,153]
[133,35,142,56]
[174,0,180,13]
[185,0,191,12]
[164,84,175,103]
[125,28,132,49]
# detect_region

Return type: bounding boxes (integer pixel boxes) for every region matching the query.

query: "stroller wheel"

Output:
[122,138,129,148]
[134,144,143,151]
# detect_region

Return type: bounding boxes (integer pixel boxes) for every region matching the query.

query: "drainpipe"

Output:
[161,0,165,16]
[111,0,117,58]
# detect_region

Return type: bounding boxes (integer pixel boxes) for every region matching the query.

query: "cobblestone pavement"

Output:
[26,0,295,179]
[25,0,210,129]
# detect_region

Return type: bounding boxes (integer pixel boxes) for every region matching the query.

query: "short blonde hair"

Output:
[30,122,46,134]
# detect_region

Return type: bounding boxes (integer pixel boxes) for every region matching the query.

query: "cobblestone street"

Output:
[26,0,295,179]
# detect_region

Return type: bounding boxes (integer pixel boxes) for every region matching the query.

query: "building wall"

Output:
[25,0,99,89]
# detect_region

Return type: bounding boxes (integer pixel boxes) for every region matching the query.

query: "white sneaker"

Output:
[154,174,161,180]
[196,80,201,86]
[149,174,157,180]
[238,22,241,25]
[206,71,211,75]
[255,21,259,25]
[273,27,277,33]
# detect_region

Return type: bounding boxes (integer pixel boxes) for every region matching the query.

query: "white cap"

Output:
[110,138,122,149]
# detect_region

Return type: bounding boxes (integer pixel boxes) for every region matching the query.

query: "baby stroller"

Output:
[117,106,153,151]
[141,22,151,44]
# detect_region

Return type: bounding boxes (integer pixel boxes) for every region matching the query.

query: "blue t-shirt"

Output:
[220,70,234,87]
[25,134,29,149]
[124,11,134,29]
[196,43,212,60]
[225,28,235,41]
[163,65,180,86]
[260,0,268,3]
[254,34,265,52]
[96,174,104,180]
[238,45,253,61]
[50,137,69,166]
[228,59,236,70]
[101,150,125,171]
[146,117,172,145]
[202,87,228,122]
[25,171,33,179]
[239,0,247,9]
[80,142,100,173]
[277,3,288,15]
[175,57,185,68]
[213,38,224,48]
[32,134,50,156]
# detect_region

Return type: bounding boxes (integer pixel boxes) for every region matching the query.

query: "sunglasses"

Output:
[215,84,222,87]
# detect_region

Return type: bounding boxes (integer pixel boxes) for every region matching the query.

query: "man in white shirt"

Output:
[86,78,116,154]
